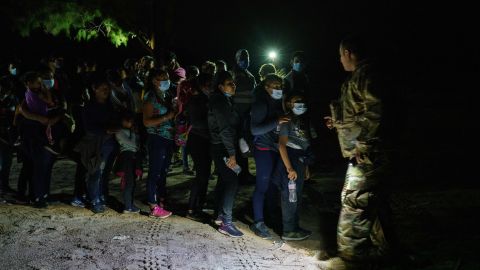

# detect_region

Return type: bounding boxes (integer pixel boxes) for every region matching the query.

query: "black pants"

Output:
[186,133,211,211]
[21,120,56,201]
[72,152,87,200]
[211,143,239,224]
[116,151,139,209]
[25,138,55,201]
[17,147,33,199]
[0,143,13,190]
[236,105,253,183]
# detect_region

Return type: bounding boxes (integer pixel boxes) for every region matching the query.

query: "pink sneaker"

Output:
[149,205,172,219]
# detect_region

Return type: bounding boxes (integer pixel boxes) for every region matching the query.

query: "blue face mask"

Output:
[237,60,249,70]
[292,103,307,115]
[270,89,283,100]
[10,68,17,76]
[223,92,232,98]
[158,80,170,91]
[43,79,55,89]
[292,63,303,72]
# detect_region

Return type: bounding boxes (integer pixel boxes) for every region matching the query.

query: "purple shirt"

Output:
[25,89,48,116]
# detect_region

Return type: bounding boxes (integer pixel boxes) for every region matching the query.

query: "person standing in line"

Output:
[232,49,257,185]
[208,71,244,237]
[249,74,288,239]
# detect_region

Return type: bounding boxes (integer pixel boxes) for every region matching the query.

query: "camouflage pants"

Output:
[337,161,390,262]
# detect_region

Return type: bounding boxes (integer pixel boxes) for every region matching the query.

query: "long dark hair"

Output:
[145,68,171,108]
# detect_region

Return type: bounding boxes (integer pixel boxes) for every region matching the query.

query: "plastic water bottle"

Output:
[223,157,242,175]
[288,180,297,202]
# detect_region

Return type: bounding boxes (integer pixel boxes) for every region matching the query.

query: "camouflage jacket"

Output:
[331,61,382,159]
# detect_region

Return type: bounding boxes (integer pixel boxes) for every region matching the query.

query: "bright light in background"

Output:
[268,51,277,61]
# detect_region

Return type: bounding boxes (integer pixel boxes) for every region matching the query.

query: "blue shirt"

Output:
[143,91,174,140]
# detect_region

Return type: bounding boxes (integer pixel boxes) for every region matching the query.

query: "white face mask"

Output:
[43,79,55,89]
[292,102,307,115]
[270,89,283,100]
[158,80,171,91]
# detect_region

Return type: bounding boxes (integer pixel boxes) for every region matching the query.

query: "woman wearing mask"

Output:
[74,73,118,213]
[208,71,243,237]
[143,68,175,218]
[185,73,214,221]
[250,74,288,239]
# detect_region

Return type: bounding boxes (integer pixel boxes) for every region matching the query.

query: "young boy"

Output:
[276,92,315,241]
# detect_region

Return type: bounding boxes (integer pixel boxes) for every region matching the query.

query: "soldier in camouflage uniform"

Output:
[325,35,393,265]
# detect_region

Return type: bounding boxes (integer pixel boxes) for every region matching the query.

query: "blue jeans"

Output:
[146,134,173,205]
[100,143,119,199]
[252,148,280,223]
[87,138,117,205]
[272,147,305,233]
[211,143,239,224]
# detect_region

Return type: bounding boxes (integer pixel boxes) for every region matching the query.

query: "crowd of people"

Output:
[0,47,314,238]
[1,35,403,267]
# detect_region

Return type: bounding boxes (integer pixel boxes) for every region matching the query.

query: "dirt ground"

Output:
[1,157,479,270]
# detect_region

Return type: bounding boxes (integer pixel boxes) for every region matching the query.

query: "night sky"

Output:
[1,0,476,186]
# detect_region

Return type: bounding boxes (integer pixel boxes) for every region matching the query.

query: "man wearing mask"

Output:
[3,60,24,100]
[8,63,17,77]
[284,51,309,98]
[232,49,256,185]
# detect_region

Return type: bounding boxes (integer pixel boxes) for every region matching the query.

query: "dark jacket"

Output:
[186,91,210,139]
[250,85,284,151]
[208,92,240,156]
[82,101,117,136]
[284,70,309,97]
[74,133,108,174]
[232,68,256,109]
[0,94,18,144]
